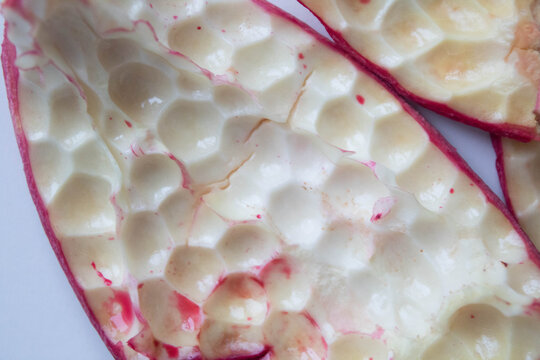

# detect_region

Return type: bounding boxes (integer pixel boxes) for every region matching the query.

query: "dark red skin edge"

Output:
[297,0,539,143]
[253,0,540,267]
[2,2,540,360]
[1,27,129,360]
[492,136,540,259]
[491,136,518,219]
[491,136,540,262]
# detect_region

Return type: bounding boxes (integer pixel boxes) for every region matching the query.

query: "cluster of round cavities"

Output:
[301,0,539,128]
[7,0,540,359]
[500,138,540,247]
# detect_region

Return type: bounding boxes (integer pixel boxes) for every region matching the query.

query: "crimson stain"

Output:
[298,53,305,60]
[356,95,365,105]
[174,292,202,331]
[124,120,132,128]
[261,258,292,280]
[162,344,179,358]
[529,300,540,314]
[91,261,112,286]
[360,0,371,3]
[106,290,134,332]
[449,188,455,194]
[228,347,272,360]
[127,328,155,359]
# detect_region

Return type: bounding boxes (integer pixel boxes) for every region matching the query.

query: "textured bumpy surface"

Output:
[300,0,540,140]
[495,137,540,251]
[3,0,540,359]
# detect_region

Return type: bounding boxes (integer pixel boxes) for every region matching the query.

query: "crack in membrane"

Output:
[286,70,314,127]
[217,152,255,191]
[244,118,272,143]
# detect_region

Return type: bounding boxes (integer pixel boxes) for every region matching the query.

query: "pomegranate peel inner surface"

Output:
[2,0,540,359]
[299,0,540,140]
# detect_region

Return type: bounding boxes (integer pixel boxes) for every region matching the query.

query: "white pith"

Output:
[3,0,540,359]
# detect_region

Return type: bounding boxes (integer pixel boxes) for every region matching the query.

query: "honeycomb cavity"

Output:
[302,0,540,131]
[108,62,173,125]
[3,0,540,359]
[165,246,225,303]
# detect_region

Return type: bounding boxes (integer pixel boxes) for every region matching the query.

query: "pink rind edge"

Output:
[253,0,540,268]
[491,136,518,219]
[492,136,540,262]
[1,23,128,360]
[1,1,540,360]
[296,0,539,143]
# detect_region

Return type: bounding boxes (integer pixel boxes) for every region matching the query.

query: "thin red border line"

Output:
[296,0,539,143]
[1,22,129,360]
[492,135,518,218]
[491,136,540,267]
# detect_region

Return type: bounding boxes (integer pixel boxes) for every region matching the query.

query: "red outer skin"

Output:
[492,136,519,219]
[492,136,540,258]
[1,26,129,360]
[2,1,540,360]
[492,136,540,259]
[297,0,539,142]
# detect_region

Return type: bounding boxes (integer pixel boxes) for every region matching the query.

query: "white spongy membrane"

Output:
[300,0,540,130]
[3,0,540,359]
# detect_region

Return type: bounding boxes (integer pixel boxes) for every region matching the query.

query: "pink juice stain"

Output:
[91,262,112,286]
[260,258,292,279]
[174,292,202,332]
[162,343,179,358]
[106,290,134,333]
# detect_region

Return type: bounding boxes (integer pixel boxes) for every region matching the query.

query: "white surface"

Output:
[0,1,502,359]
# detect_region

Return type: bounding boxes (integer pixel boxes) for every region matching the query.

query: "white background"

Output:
[0,1,503,359]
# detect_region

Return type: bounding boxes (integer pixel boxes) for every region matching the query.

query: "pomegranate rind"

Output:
[2,1,540,359]
[298,0,540,141]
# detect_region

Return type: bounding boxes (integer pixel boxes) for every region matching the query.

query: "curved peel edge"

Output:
[1,0,540,359]
[492,135,540,258]
[492,136,518,220]
[256,0,540,268]
[1,22,129,360]
[297,0,540,142]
